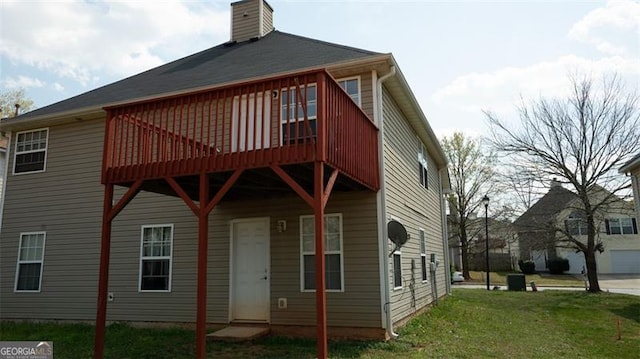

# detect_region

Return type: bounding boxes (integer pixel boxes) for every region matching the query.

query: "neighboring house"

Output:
[0,1,450,358]
[515,180,639,274]
[619,152,640,218]
[448,214,518,272]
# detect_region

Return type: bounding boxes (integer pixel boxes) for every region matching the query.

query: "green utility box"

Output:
[507,274,526,291]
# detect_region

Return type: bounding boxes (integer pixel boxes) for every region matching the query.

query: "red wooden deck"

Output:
[101,69,379,191]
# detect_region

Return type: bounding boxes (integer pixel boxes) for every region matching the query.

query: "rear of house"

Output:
[0,0,449,351]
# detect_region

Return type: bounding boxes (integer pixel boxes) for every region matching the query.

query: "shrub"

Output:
[547,258,570,274]
[518,259,536,274]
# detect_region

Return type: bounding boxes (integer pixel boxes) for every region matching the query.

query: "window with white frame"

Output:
[15,232,46,292]
[300,214,343,291]
[14,128,48,174]
[281,84,317,144]
[566,212,588,236]
[419,229,427,282]
[606,218,638,235]
[418,142,428,189]
[139,225,173,292]
[337,77,360,106]
[393,250,402,289]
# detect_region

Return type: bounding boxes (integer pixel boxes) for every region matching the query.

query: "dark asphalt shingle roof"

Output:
[514,186,577,230]
[13,30,380,121]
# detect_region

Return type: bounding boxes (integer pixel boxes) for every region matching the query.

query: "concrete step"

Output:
[207,326,270,342]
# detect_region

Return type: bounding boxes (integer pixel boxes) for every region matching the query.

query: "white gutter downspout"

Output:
[0,132,12,234]
[375,65,398,339]
[440,170,453,295]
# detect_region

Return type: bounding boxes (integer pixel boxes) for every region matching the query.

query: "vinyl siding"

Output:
[0,118,382,328]
[381,89,447,324]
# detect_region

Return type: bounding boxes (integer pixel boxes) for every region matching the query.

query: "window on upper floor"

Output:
[606,218,638,235]
[281,85,317,144]
[418,142,428,189]
[337,77,360,106]
[566,212,588,236]
[15,232,46,292]
[139,224,173,292]
[14,128,48,174]
[300,214,344,292]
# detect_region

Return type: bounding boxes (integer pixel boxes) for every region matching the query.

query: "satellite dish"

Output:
[388,220,408,256]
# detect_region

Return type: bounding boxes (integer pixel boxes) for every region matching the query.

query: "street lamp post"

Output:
[482,195,490,291]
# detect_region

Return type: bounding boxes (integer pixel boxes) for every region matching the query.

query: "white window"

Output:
[15,232,46,292]
[281,84,317,144]
[139,225,173,292]
[607,218,638,235]
[566,212,588,236]
[418,142,428,189]
[393,250,402,289]
[337,77,360,106]
[419,229,428,282]
[14,128,48,174]
[300,214,343,292]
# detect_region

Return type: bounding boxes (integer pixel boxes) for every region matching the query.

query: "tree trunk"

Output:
[460,231,471,280]
[584,250,600,292]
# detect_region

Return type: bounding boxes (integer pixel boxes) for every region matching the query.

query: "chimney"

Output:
[230,0,274,42]
[550,177,562,189]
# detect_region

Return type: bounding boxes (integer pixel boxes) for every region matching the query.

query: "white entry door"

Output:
[230,218,270,322]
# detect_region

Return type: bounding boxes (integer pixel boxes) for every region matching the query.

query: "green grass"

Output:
[465,271,584,287]
[1,290,638,358]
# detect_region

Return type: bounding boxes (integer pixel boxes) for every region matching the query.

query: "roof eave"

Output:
[619,153,640,173]
[384,55,448,169]
[0,53,392,133]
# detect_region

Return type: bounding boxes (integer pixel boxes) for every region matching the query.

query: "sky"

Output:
[1,0,638,139]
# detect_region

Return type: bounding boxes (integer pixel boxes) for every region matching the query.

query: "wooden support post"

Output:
[93,180,143,358]
[314,161,328,359]
[196,172,210,359]
[94,183,114,359]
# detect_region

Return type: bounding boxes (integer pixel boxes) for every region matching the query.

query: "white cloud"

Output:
[0,1,229,86]
[431,0,640,125]
[52,83,65,92]
[3,75,46,89]
[568,0,640,56]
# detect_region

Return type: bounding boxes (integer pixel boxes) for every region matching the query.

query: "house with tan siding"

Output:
[620,152,640,219]
[515,182,639,275]
[0,1,450,358]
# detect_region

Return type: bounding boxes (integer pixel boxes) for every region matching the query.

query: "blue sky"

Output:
[1,0,638,138]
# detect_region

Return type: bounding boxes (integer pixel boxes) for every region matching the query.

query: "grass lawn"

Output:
[1,290,638,358]
[463,270,584,287]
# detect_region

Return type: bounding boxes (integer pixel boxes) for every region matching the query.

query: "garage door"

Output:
[564,251,586,274]
[610,250,640,274]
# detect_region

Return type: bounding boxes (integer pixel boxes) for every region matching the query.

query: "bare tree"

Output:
[486,74,639,292]
[441,132,495,279]
[1,88,35,118]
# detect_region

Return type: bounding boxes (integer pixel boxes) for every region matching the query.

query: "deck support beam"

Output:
[165,169,244,359]
[271,163,338,359]
[94,180,143,359]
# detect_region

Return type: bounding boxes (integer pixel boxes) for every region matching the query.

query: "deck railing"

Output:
[102,70,379,190]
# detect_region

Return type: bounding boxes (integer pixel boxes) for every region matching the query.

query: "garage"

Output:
[564,251,586,274]
[610,250,640,274]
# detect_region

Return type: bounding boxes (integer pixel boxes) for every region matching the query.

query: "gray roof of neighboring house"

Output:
[9,30,381,122]
[620,152,640,173]
[514,186,577,231]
